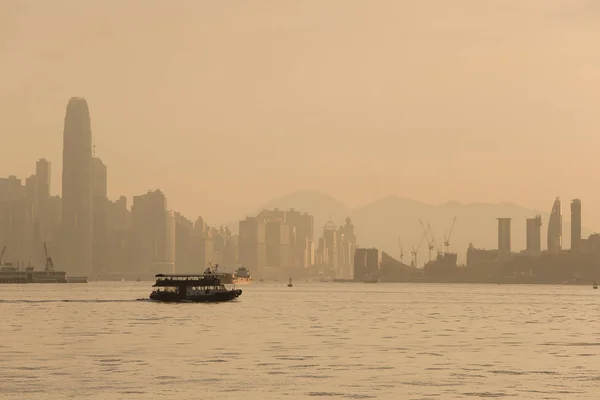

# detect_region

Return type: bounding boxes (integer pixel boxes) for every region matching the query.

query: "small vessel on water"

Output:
[288,277,293,287]
[0,244,86,284]
[594,281,598,289]
[149,267,242,303]
[233,265,252,284]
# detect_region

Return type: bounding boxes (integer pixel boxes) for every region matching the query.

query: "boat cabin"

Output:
[152,273,229,296]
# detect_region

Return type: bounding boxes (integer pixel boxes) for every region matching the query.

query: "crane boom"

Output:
[411,228,429,267]
[443,216,458,253]
[419,219,435,262]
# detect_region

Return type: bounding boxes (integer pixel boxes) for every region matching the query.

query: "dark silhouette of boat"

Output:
[594,281,597,289]
[149,269,242,303]
[287,277,293,287]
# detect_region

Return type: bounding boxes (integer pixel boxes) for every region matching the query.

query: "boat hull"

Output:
[233,277,252,284]
[149,289,242,303]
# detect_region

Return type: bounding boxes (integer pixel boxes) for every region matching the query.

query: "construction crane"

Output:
[410,229,428,267]
[398,237,404,263]
[419,219,436,262]
[43,242,54,272]
[443,216,458,254]
[427,222,443,256]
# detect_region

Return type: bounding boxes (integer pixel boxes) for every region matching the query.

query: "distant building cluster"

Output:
[0,97,360,280]
[349,196,600,284]
[2,97,599,284]
[238,209,357,279]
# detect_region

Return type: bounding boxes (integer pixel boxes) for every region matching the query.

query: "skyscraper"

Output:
[132,190,174,274]
[547,197,562,253]
[526,215,542,254]
[35,158,51,201]
[92,157,108,274]
[61,97,93,276]
[497,218,511,256]
[571,199,581,252]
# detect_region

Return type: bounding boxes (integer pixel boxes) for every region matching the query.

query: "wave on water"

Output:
[0,299,150,303]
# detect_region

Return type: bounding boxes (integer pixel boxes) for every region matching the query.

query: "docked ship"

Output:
[233,265,252,284]
[0,244,86,284]
[149,269,242,303]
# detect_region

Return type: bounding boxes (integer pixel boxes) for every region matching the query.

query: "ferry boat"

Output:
[0,244,81,284]
[149,270,242,303]
[233,265,252,284]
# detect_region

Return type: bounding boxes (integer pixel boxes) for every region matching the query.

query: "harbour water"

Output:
[1,282,599,399]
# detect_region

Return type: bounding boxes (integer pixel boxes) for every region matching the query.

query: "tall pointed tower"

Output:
[61,97,93,276]
[547,197,562,253]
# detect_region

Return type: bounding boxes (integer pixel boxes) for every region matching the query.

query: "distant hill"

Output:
[220,190,349,232]
[255,190,349,219]
[223,191,593,265]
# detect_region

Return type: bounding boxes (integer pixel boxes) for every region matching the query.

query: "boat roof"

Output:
[155,273,226,278]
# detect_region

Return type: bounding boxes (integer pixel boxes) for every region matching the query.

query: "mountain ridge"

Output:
[220,190,591,264]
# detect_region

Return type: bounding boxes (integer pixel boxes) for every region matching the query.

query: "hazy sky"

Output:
[2,0,600,225]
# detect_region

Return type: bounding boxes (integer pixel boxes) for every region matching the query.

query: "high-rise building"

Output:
[547,197,562,253]
[238,216,266,275]
[35,158,51,200]
[34,158,52,247]
[365,248,379,273]
[61,97,93,276]
[497,218,511,256]
[353,248,367,281]
[322,220,338,272]
[337,217,356,277]
[265,219,291,268]
[240,209,313,276]
[165,210,176,271]
[132,190,174,274]
[174,213,195,273]
[0,176,33,264]
[571,199,582,252]
[92,157,108,274]
[353,248,379,280]
[526,215,542,253]
[285,209,314,268]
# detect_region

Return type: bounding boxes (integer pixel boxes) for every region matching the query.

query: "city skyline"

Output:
[1,98,598,281]
[3,1,600,226]
[3,3,599,398]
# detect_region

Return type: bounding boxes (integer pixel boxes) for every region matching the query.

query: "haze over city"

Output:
[5,2,600,399]
[3,0,600,226]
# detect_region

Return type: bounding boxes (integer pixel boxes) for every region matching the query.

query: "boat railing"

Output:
[155,273,227,279]
[153,274,229,287]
